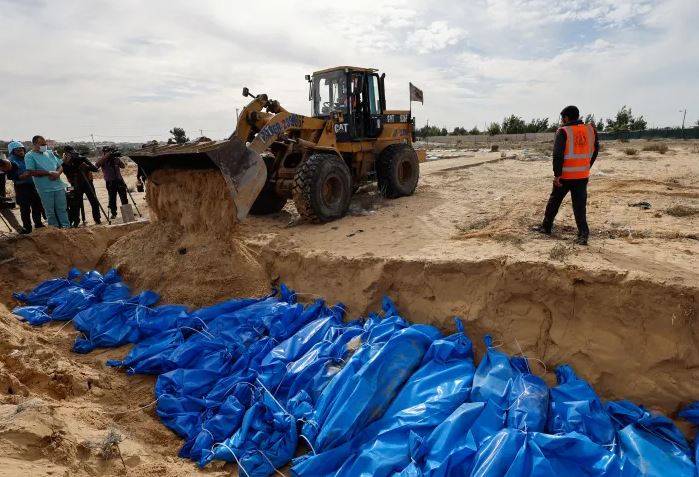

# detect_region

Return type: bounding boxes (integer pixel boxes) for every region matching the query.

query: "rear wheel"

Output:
[293,153,352,223]
[249,155,287,215]
[376,144,419,198]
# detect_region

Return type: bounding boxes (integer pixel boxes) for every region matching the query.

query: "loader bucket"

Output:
[127,137,267,220]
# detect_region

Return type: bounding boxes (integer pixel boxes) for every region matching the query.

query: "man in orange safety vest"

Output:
[534,105,599,245]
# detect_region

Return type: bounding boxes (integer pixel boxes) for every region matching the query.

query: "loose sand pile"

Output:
[0,301,229,476]
[103,169,269,307]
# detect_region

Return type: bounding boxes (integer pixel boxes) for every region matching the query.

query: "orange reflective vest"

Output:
[560,123,595,180]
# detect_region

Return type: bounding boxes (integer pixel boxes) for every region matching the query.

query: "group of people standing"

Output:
[0,135,131,234]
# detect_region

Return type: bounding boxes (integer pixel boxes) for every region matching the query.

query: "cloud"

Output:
[406,21,465,54]
[0,0,696,140]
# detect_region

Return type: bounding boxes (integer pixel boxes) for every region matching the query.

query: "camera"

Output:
[68,153,89,162]
[0,196,16,210]
[63,146,91,163]
[101,146,122,159]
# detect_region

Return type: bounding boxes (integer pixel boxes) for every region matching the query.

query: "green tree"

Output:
[469,126,480,135]
[439,128,448,136]
[629,116,647,131]
[525,118,549,133]
[487,122,501,135]
[169,127,189,144]
[605,106,646,131]
[416,125,445,138]
[501,115,526,134]
[450,126,468,136]
[596,119,605,132]
[606,106,632,131]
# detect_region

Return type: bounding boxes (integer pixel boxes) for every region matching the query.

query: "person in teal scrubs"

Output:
[23,135,70,228]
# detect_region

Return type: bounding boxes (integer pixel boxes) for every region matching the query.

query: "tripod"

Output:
[79,170,111,225]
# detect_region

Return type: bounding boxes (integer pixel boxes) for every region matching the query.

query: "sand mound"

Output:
[103,169,268,307]
[0,304,226,476]
[146,169,238,236]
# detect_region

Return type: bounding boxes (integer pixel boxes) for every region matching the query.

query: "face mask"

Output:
[39,145,48,153]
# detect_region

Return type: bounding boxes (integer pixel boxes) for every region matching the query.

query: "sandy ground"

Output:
[0,139,697,476]
[243,139,699,286]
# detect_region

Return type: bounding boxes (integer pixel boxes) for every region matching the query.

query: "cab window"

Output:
[368,75,381,114]
[313,71,347,116]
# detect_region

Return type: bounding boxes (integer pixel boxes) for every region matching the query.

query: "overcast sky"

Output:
[1,0,697,142]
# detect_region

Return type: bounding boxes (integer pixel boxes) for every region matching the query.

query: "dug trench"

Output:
[0,168,697,475]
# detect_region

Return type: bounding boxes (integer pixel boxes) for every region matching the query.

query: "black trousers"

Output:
[106,179,128,215]
[543,178,589,237]
[14,183,45,231]
[68,180,101,227]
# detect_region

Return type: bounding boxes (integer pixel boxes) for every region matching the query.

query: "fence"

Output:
[425,132,555,144]
[425,128,699,145]
[598,128,699,141]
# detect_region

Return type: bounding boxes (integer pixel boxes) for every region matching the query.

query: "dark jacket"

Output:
[62,155,99,187]
[552,119,599,178]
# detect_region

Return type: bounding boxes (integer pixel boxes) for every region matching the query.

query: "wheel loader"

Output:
[128,66,425,223]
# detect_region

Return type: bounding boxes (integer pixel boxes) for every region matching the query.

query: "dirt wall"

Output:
[261,247,699,416]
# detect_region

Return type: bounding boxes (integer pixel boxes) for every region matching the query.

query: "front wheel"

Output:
[293,153,352,223]
[376,144,419,198]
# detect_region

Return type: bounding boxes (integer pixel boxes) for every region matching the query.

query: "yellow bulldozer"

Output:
[129,66,425,223]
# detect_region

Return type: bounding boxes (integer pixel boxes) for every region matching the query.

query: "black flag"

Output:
[409,82,424,104]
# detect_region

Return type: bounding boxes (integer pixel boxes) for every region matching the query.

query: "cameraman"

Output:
[95,146,127,219]
[62,146,101,226]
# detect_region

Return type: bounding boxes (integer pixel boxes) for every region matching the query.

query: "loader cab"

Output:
[309,66,386,142]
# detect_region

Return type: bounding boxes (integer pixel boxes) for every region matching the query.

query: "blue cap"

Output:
[7,141,25,155]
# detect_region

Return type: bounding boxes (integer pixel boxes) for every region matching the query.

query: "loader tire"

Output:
[376,144,419,198]
[250,156,287,215]
[293,153,351,223]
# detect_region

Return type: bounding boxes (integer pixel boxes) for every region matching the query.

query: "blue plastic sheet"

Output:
[47,285,100,321]
[470,427,527,477]
[311,324,440,453]
[301,311,410,448]
[13,271,699,477]
[106,329,185,375]
[471,429,634,477]
[280,323,364,410]
[203,392,298,477]
[548,364,616,449]
[679,401,699,477]
[12,268,81,305]
[72,290,160,353]
[507,356,549,433]
[471,335,516,405]
[12,305,51,326]
[396,402,486,477]
[607,400,694,477]
[291,319,474,477]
